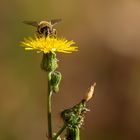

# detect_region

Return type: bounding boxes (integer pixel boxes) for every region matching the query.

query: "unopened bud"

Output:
[83,83,96,102]
[50,71,62,93]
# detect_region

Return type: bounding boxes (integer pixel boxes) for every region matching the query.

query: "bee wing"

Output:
[22,21,38,27]
[50,19,62,26]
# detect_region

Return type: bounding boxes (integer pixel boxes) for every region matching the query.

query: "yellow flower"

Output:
[20,35,78,54]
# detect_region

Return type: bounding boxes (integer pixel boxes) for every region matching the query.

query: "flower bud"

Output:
[50,71,62,93]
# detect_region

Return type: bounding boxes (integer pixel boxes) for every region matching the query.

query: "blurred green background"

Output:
[0,0,140,140]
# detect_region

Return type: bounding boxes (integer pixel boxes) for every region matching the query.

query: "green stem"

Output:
[53,124,67,140]
[75,127,80,140]
[47,72,53,139]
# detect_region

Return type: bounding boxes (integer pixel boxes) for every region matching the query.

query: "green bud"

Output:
[41,53,58,72]
[61,101,86,128]
[50,71,62,93]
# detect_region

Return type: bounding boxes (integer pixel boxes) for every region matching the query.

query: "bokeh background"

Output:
[0,0,140,140]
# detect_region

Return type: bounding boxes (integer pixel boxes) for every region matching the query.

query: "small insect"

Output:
[23,19,62,37]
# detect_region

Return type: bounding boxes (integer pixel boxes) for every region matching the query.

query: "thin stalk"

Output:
[47,72,53,139]
[53,124,67,140]
[75,127,80,140]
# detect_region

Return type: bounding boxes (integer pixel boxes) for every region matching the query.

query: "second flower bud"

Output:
[49,71,62,93]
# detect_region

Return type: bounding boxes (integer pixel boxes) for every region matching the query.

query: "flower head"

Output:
[20,35,78,54]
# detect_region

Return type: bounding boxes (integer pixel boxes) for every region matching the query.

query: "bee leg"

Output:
[52,29,57,37]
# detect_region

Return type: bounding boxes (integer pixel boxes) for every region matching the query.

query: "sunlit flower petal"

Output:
[20,35,78,54]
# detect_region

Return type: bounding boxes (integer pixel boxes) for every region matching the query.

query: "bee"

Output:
[23,19,62,37]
